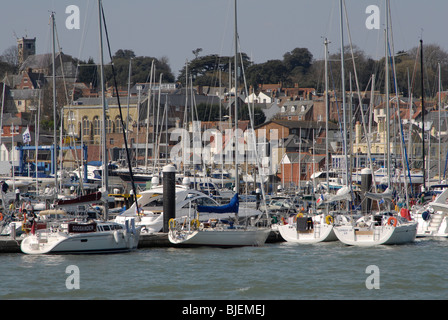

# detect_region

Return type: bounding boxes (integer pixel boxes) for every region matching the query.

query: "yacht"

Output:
[412,188,448,238]
[20,208,140,254]
[114,184,262,234]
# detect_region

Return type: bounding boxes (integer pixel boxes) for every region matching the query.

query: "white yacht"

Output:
[168,194,270,247]
[412,188,448,238]
[333,213,417,246]
[277,213,337,244]
[20,208,140,254]
[114,184,262,234]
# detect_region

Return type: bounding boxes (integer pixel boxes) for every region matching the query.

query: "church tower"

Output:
[17,37,36,65]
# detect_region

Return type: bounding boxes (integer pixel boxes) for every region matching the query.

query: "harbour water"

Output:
[2,237,448,301]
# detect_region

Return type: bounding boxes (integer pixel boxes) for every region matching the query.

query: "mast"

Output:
[385,0,391,190]
[98,0,109,219]
[51,12,58,193]
[234,0,239,193]
[339,0,349,188]
[145,60,154,170]
[438,62,442,184]
[420,39,425,191]
[324,38,330,195]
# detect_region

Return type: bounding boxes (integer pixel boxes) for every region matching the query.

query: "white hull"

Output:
[277,215,337,244]
[334,220,417,246]
[20,222,140,254]
[413,213,448,238]
[412,188,448,238]
[114,185,262,234]
[169,226,270,247]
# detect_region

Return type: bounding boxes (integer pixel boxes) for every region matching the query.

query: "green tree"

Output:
[104,49,175,87]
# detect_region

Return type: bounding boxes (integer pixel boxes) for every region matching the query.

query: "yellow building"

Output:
[63,96,141,145]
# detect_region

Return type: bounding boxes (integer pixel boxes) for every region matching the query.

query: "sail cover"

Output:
[197,193,239,214]
[365,187,394,202]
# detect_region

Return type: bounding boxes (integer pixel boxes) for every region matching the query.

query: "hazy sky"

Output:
[1,0,447,77]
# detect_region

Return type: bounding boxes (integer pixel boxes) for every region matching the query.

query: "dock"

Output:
[0,230,281,253]
[0,232,172,253]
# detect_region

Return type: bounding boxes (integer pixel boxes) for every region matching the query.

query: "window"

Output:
[115,116,123,133]
[105,116,113,133]
[67,111,75,121]
[82,117,90,136]
[93,116,101,135]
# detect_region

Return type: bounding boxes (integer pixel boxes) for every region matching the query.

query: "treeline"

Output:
[177,44,448,99]
[2,43,448,100]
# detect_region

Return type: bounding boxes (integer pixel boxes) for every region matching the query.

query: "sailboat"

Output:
[277,38,338,244]
[20,212,140,254]
[333,0,417,246]
[168,193,270,247]
[168,0,270,247]
[21,2,142,254]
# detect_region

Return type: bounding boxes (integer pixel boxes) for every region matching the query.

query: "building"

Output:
[17,37,36,65]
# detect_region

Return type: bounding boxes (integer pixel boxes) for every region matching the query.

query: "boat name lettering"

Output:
[69,223,97,233]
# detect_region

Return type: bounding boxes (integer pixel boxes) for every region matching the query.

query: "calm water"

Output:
[1,237,448,300]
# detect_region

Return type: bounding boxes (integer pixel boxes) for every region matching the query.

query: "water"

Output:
[1,238,448,300]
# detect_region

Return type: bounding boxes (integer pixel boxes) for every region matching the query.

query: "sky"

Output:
[1,0,447,78]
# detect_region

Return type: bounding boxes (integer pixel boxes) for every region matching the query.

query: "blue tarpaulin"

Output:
[197,193,239,214]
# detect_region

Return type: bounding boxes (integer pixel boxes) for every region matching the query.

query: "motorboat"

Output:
[277,213,337,244]
[333,213,417,246]
[114,184,262,234]
[412,188,448,238]
[20,209,140,254]
[168,194,270,247]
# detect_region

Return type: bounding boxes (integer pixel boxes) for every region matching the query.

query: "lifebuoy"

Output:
[387,216,398,227]
[168,218,176,230]
[190,219,200,229]
[325,215,333,225]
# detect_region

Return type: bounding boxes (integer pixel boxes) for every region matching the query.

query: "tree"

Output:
[283,47,313,73]
[104,49,175,87]
[192,48,203,59]
[1,45,19,67]
[113,49,136,60]
[245,60,288,87]
[77,57,98,88]
[176,53,252,86]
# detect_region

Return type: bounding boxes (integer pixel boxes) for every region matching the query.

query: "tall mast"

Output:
[421,39,425,191]
[438,62,442,184]
[339,0,349,187]
[385,0,391,189]
[51,12,58,193]
[234,0,239,193]
[98,0,109,219]
[324,38,330,193]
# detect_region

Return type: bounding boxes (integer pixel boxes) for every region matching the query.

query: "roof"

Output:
[256,119,339,130]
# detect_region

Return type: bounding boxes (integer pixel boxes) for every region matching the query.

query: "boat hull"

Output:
[333,223,417,246]
[21,229,140,254]
[168,227,270,247]
[277,223,337,244]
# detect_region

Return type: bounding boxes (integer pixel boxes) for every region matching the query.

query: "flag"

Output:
[22,126,31,144]
[316,194,324,206]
